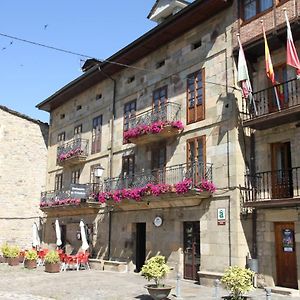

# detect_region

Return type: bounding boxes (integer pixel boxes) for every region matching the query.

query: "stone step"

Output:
[267,286,300,297]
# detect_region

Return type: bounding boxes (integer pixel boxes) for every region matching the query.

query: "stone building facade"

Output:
[236,0,300,290]
[0,106,48,248]
[37,0,300,288]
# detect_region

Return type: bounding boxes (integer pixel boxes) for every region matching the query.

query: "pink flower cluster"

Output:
[195,179,216,193]
[124,120,184,142]
[58,147,83,162]
[95,178,215,204]
[40,198,81,207]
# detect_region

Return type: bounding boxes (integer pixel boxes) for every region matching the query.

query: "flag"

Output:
[285,10,300,78]
[261,21,282,110]
[237,35,257,114]
[262,23,276,85]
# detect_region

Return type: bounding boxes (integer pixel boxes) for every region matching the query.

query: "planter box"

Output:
[24,259,37,269]
[7,257,20,266]
[44,262,60,273]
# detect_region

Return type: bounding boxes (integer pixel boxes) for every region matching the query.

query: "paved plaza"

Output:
[0,264,299,300]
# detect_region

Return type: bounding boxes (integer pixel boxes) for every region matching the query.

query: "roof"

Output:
[0,105,48,126]
[37,0,233,112]
[147,0,191,19]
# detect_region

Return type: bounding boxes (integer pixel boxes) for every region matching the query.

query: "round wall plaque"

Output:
[154,216,163,227]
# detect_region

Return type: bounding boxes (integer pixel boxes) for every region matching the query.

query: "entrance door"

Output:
[135,223,146,272]
[271,142,293,199]
[61,225,67,251]
[274,222,297,288]
[183,221,200,280]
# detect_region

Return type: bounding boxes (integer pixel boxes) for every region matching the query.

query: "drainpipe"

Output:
[250,132,257,258]
[97,65,116,260]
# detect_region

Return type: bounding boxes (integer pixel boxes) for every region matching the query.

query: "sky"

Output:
[0,1,157,123]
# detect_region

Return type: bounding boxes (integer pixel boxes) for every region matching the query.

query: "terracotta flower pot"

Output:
[145,284,173,300]
[44,262,60,273]
[7,257,20,266]
[24,259,37,269]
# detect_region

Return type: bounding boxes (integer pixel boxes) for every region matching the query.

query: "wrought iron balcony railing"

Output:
[127,102,181,131]
[244,167,300,202]
[241,78,300,122]
[57,138,89,164]
[40,183,94,207]
[103,161,213,193]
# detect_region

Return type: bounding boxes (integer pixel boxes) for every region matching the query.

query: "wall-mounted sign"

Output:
[154,216,163,227]
[217,208,226,225]
[282,229,294,252]
[70,184,88,199]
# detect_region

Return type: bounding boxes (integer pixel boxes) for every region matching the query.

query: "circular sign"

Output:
[154,216,163,227]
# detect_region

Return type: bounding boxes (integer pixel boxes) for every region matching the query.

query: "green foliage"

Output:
[1,243,10,257]
[44,250,60,264]
[5,245,20,258]
[221,266,254,300]
[25,249,38,261]
[141,255,170,287]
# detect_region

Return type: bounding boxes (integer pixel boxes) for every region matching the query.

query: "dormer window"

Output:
[192,40,202,50]
[127,76,135,84]
[156,60,165,69]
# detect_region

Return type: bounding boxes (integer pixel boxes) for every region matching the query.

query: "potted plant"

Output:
[6,245,20,266]
[0,243,10,263]
[24,249,38,269]
[141,255,173,300]
[44,250,60,273]
[221,266,255,300]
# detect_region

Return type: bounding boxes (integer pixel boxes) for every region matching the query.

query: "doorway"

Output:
[135,223,146,272]
[274,222,297,288]
[61,225,67,251]
[183,221,200,280]
[271,142,293,199]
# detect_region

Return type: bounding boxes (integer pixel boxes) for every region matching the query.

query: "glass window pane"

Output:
[244,0,256,20]
[260,0,272,12]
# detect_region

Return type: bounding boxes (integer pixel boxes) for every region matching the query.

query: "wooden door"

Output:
[153,86,167,122]
[275,222,297,288]
[135,223,146,273]
[183,221,200,280]
[271,142,293,199]
[268,65,288,113]
[151,144,166,184]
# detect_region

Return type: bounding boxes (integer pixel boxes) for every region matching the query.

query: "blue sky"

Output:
[0,1,156,122]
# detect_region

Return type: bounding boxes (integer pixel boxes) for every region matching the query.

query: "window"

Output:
[156,60,165,69]
[151,143,166,170]
[54,174,63,191]
[124,100,136,132]
[71,169,80,184]
[74,124,82,136]
[242,0,273,21]
[96,93,102,100]
[91,115,102,154]
[192,40,202,50]
[153,86,167,115]
[122,155,135,177]
[76,105,82,111]
[57,132,65,142]
[90,165,101,194]
[187,136,206,180]
[187,69,205,124]
[127,76,135,83]
[60,113,65,120]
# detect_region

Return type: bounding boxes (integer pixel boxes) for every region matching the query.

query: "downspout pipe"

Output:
[97,65,116,260]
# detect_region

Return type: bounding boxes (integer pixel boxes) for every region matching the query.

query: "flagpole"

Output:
[261,20,281,111]
[237,34,258,115]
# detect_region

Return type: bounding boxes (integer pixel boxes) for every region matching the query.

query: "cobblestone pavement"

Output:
[0,264,300,300]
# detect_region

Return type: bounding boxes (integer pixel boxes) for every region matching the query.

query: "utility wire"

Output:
[0,31,239,90]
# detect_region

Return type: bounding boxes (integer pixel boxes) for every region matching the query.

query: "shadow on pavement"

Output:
[135,295,171,300]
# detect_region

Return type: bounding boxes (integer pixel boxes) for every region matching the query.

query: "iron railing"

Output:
[57,138,89,162]
[244,167,300,202]
[127,102,181,131]
[241,78,300,121]
[40,183,96,206]
[103,161,213,193]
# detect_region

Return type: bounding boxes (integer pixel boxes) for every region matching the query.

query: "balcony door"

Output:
[122,154,135,188]
[269,65,288,113]
[187,136,206,184]
[153,86,167,122]
[271,142,293,199]
[184,221,200,280]
[151,143,166,184]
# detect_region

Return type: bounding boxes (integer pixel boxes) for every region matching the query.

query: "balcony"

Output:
[57,138,89,166]
[98,161,214,211]
[244,167,300,208]
[124,102,183,145]
[40,183,99,214]
[241,78,300,130]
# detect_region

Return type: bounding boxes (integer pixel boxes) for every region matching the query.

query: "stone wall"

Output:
[0,108,48,249]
